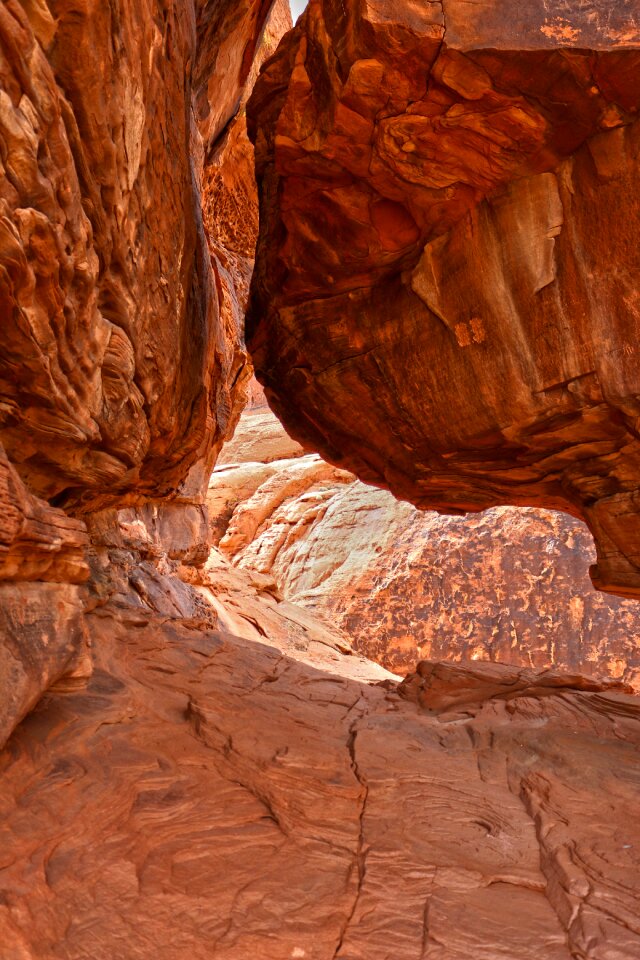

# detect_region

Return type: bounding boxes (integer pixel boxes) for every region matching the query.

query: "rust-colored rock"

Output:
[210,401,640,685]
[0,442,88,583]
[202,0,293,453]
[248,0,640,598]
[0,443,89,748]
[2,3,640,958]
[0,0,293,760]
[0,0,294,744]
[399,657,633,715]
[1,589,639,958]
[0,0,273,512]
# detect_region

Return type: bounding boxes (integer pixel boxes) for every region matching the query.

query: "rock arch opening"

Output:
[1,0,639,957]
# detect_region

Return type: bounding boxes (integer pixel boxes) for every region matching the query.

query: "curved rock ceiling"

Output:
[210,396,640,684]
[247,0,640,599]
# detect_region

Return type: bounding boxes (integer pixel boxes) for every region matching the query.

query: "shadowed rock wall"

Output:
[0,0,276,512]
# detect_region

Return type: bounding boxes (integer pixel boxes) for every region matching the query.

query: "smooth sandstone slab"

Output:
[0,605,639,959]
[247,0,640,597]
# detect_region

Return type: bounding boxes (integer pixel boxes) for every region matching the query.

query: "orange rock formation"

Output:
[247,0,640,598]
[1,1,640,957]
[211,397,640,684]
[2,593,639,959]
[0,0,264,510]
[0,0,289,747]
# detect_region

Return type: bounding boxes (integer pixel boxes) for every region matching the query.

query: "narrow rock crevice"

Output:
[333,717,370,959]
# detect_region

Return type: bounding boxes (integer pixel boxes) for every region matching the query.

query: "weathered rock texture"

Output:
[1,589,640,959]
[210,400,640,684]
[247,0,640,598]
[3,4,640,958]
[0,0,293,749]
[202,0,293,450]
[0,0,274,512]
[0,442,90,748]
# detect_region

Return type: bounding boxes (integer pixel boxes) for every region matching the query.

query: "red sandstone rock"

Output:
[247,0,640,598]
[0,0,273,512]
[202,0,293,456]
[210,402,640,685]
[0,443,89,747]
[0,0,290,752]
[399,657,633,715]
[0,443,88,583]
[0,593,639,958]
[2,4,640,957]
[0,0,295,746]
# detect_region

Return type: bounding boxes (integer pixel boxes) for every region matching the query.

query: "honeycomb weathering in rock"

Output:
[247,0,640,598]
[0,0,273,512]
[0,0,292,756]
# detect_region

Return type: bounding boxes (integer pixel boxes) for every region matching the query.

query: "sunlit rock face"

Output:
[247,0,640,598]
[2,599,640,959]
[210,399,640,685]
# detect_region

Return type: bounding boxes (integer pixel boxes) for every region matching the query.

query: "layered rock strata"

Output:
[1,590,639,959]
[210,399,640,683]
[247,0,640,598]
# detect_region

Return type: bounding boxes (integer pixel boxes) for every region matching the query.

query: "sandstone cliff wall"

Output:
[1,0,259,509]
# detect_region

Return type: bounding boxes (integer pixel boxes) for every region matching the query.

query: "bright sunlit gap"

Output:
[289,0,309,21]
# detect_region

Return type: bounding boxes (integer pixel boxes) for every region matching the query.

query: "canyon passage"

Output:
[1,0,640,958]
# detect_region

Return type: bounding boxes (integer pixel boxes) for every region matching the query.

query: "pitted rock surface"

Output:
[0,0,273,512]
[210,401,640,685]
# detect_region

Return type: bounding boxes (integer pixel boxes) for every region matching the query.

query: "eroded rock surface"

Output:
[0,443,90,748]
[210,401,640,684]
[1,595,639,959]
[0,0,274,512]
[2,4,640,958]
[0,0,291,746]
[248,0,640,597]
